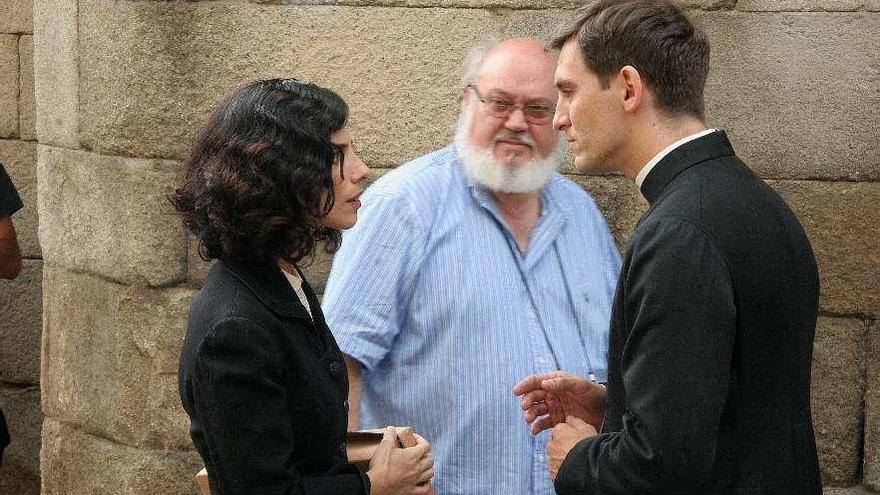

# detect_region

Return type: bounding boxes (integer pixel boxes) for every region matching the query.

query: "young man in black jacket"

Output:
[515,1,821,494]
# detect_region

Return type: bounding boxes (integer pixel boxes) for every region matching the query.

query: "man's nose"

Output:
[503,107,529,132]
[553,110,570,131]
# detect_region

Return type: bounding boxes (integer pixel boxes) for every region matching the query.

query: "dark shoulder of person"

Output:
[0,163,24,218]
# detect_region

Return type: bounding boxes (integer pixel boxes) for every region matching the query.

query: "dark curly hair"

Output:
[170,78,349,264]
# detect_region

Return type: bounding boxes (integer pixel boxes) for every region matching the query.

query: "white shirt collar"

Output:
[634,129,717,189]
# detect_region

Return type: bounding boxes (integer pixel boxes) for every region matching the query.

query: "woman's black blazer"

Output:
[178,258,369,495]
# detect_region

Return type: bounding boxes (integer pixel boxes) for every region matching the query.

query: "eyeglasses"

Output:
[467,85,555,124]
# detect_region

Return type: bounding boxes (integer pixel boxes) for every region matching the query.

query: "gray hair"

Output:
[459,36,504,89]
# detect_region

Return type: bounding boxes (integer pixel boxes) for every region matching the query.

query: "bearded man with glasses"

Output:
[323,37,621,495]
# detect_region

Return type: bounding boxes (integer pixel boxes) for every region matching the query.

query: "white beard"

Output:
[454,105,566,194]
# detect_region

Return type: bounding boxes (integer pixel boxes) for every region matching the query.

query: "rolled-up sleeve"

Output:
[323,191,425,371]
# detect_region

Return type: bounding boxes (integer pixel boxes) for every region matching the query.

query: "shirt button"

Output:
[537,454,546,463]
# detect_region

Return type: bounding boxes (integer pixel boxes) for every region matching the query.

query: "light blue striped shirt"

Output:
[323,145,621,495]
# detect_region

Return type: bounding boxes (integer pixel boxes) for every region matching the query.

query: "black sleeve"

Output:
[0,164,23,218]
[192,317,368,495]
[556,218,736,494]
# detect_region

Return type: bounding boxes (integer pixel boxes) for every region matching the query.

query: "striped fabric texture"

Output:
[323,145,621,495]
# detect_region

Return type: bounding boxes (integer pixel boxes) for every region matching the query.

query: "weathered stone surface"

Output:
[33,0,78,149]
[770,180,880,317]
[41,419,203,495]
[0,0,33,34]
[37,146,187,286]
[18,35,34,141]
[572,175,648,250]
[321,0,734,10]
[0,35,19,138]
[810,317,867,485]
[0,386,41,495]
[339,0,577,8]
[865,320,880,490]
[300,246,336,298]
[78,0,501,166]
[696,12,880,180]
[738,0,880,11]
[0,260,42,384]
[41,267,196,450]
[823,487,878,495]
[0,139,38,257]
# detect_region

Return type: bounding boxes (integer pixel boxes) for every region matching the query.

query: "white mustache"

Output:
[493,131,535,148]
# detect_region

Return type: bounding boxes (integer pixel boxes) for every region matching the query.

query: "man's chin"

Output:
[494,152,534,168]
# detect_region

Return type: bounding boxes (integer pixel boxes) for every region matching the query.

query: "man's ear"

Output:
[617,65,645,114]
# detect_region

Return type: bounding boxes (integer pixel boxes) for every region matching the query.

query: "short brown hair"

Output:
[551,0,710,119]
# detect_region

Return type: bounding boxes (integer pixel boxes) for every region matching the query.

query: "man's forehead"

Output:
[554,41,590,85]
[476,67,557,98]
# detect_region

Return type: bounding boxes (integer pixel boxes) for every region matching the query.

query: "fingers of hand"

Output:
[551,423,574,438]
[514,371,568,395]
[565,415,589,429]
[408,438,430,458]
[411,484,433,495]
[549,458,561,481]
[513,374,543,396]
[524,402,550,423]
[542,373,586,393]
[530,414,557,435]
[416,466,434,485]
[411,433,431,452]
[417,453,433,473]
[375,426,398,455]
[520,389,548,410]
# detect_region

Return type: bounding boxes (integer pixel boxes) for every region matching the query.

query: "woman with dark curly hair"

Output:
[172,79,434,495]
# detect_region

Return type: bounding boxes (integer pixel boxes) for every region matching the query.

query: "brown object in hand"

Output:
[194,428,421,493]
[346,430,385,470]
[347,427,420,469]
[195,467,210,495]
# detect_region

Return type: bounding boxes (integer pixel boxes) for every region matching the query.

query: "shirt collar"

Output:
[635,128,718,189]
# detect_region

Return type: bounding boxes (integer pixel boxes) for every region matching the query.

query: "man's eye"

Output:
[488,99,513,110]
[526,106,553,117]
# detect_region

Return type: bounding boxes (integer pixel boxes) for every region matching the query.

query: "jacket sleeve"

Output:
[191,316,369,495]
[556,218,736,494]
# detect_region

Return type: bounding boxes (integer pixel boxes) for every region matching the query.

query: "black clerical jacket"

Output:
[178,259,369,495]
[556,132,821,494]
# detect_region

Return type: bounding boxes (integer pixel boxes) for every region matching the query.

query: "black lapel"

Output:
[220,258,312,320]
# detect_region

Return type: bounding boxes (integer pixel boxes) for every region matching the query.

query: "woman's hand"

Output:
[367,427,434,495]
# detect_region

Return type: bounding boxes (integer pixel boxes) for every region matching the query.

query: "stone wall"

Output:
[31,0,878,494]
[0,0,41,493]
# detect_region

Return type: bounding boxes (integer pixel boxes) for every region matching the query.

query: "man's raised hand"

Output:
[513,371,607,434]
